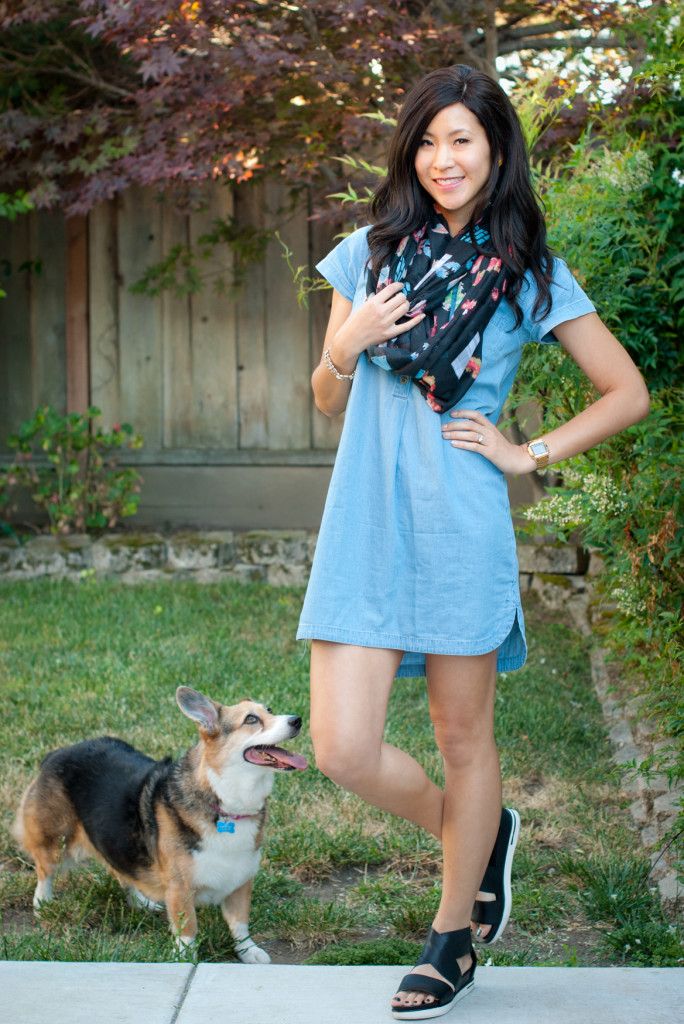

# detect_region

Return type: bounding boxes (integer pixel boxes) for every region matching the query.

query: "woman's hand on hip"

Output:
[441,409,534,475]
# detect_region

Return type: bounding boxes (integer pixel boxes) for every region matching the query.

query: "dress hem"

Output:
[296,621,516,658]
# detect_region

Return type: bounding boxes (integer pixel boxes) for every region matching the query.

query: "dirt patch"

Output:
[0,906,37,938]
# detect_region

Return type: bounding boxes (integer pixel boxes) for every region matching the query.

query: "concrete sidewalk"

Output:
[2,962,683,1024]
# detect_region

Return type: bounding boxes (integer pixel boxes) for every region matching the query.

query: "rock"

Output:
[516,543,588,574]
[653,791,681,824]
[24,536,68,576]
[658,873,684,905]
[629,798,650,827]
[609,721,634,748]
[238,530,310,567]
[231,563,267,584]
[166,533,221,571]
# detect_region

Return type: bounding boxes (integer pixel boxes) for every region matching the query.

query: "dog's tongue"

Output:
[244,745,308,770]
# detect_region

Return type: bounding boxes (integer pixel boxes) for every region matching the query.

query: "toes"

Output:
[391,992,435,1007]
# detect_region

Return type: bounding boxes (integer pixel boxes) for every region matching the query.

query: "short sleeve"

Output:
[523,258,596,344]
[316,226,371,302]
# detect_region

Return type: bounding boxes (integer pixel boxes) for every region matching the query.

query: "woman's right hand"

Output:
[335,281,426,358]
[312,284,425,419]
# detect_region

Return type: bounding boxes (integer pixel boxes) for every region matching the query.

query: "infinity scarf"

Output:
[366,212,509,413]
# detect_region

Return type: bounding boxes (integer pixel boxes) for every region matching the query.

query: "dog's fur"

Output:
[13,686,307,963]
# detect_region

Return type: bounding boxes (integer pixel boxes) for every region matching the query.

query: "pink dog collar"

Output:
[211,803,253,821]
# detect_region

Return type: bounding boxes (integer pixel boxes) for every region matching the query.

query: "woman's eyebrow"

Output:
[422,128,473,137]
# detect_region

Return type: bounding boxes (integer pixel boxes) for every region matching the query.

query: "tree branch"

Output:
[6,61,135,99]
[484,0,498,77]
[497,34,633,57]
[503,20,583,41]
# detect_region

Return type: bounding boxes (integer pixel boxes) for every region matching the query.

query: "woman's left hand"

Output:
[441,409,534,475]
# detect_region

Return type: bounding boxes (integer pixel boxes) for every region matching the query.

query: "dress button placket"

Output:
[393,374,411,397]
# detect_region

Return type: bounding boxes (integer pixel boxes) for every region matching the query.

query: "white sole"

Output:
[485,807,520,945]
[391,979,475,1020]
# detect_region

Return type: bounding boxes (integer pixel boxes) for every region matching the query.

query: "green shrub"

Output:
[0,404,143,534]
[510,33,684,860]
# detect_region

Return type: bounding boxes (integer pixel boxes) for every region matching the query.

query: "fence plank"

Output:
[187,185,239,447]
[234,183,268,448]
[310,218,344,450]
[89,200,120,428]
[30,210,67,415]
[161,205,192,448]
[264,183,312,450]
[117,187,164,446]
[0,215,34,446]
[65,216,89,414]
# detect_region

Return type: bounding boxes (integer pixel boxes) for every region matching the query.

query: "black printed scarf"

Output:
[366,211,509,413]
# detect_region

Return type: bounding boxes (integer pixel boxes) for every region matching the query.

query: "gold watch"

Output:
[526,438,550,470]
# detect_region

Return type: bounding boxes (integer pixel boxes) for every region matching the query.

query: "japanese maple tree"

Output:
[0,0,642,214]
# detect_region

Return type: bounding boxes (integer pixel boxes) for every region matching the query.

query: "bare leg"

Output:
[310,641,501,1013]
[391,650,500,1012]
[310,641,444,834]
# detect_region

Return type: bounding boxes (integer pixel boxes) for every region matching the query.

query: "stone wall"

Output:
[0,530,316,587]
[0,530,593,590]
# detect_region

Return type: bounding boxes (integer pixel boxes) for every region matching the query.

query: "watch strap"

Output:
[527,439,550,470]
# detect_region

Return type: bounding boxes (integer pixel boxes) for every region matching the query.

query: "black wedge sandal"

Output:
[391,926,476,1020]
[472,806,520,945]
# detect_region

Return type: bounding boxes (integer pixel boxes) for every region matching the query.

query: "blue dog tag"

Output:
[217,821,235,834]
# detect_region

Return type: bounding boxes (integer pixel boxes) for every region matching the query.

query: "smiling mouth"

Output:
[433,177,464,186]
[243,745,308,771]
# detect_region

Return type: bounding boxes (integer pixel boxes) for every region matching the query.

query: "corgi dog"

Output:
[13,686,307,963]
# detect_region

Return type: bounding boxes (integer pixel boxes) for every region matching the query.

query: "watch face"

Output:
[530,441,548,456]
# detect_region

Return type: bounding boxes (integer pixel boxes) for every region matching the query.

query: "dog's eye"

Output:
[244,714,260,725]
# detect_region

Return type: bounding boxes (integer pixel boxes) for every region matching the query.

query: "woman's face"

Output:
[413,102,492,235]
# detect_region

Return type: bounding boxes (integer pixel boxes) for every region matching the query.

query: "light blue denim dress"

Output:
[297,227,595,676]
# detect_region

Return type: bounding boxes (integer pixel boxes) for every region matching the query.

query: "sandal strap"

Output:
[416,927,473,988]
[471,898,501,925]
[396,973,454,1003]
[480,860,501,892]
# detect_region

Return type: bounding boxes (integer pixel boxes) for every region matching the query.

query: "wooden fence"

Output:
[0,183,344,528]
[0,182,538,528]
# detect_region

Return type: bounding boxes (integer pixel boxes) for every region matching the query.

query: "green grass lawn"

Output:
[0,578,681,967]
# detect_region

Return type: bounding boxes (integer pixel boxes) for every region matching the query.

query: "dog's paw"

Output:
[127,887,165,913]
[32,899,47,919]
[237,942,271,965]
[174,934,199,961]
[33,880,53,916]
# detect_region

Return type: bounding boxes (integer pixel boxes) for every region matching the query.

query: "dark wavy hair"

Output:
[368,65,553,324]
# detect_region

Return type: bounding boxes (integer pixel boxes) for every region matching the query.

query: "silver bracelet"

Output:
[323,347,355,381]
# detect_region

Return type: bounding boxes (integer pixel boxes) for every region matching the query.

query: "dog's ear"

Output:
[176,686,220,735]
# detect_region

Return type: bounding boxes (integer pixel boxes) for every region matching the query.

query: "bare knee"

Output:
[311,730,374,791]
[432,718,496,772]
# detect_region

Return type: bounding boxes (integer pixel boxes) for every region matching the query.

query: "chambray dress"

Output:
[297,227,595,676]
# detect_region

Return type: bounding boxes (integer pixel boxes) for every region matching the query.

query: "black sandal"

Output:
[472,807,520,945]
[391,926,475,1020]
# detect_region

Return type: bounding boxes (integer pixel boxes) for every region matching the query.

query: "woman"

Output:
[296,65,649,1019]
